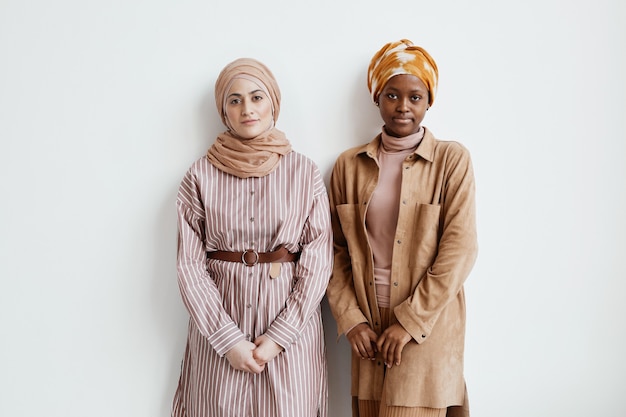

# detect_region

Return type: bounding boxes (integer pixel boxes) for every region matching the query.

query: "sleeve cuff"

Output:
[205,322,246,357]
[264,317,299,350]
[335,307,369,337]
[394,301,430,344]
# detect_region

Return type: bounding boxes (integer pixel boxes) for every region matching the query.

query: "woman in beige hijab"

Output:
[172,58,332,417]
[326,39,478,417]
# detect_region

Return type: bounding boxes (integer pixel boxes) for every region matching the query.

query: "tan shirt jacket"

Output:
[326,128,478,408]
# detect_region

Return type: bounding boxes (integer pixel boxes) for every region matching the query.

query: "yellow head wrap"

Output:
[367,39,439,106]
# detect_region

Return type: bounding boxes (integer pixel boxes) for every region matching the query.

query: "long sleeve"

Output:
[265,167,333,349]
[326,154,370,336]
[176,170,244,356]
[394,143,478,343]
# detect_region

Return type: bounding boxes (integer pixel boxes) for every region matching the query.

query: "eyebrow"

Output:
[227,89,265,98]
[386,87,426,94]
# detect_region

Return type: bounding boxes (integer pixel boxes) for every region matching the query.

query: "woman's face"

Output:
[378,74,430,138]
[224,78,273,139]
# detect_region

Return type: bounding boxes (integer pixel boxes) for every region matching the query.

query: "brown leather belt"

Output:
[206,244,300,267]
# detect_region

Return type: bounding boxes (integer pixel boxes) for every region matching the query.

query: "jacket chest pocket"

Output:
[408,203,441,268]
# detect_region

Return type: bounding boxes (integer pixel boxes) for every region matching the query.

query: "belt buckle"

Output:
[242,249,259,266]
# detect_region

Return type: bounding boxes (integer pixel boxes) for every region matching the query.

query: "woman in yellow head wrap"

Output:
[327,40,477,417]
[172,58,333,417]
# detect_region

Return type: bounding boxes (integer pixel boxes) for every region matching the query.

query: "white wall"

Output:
[1,1,624,416]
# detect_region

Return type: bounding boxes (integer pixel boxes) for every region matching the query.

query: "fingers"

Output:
[392,339,405,367]
[376,324,411,368]
[347,324,378,360]
[244,359,265,374]
[252,335,282,364]
[353,339,376,360]
[225,340,265,374]
[355,332,377,359]
[377,336,394,368]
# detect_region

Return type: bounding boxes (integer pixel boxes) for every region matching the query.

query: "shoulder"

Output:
[337,142,372,160]
[430,139,475,180]
[283,150,325,180]
[424,129,472,166]
[280,150,316,174]
[333,137,378,168]
[284,150,318,168]
[186,155,212,173]
[178,156,221,194]
[435,139,471,160]
[183,155,224,181]
[281,151,328,196]
[177,157,213,213]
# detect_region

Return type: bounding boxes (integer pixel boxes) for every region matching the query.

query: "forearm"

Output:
[264,193,333,348]
[395,150,478,342]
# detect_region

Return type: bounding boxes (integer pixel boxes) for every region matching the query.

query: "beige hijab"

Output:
[207,58,292,178]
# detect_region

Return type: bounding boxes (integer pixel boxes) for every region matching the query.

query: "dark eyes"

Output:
[229,95,264,105]
[385,93,422,101]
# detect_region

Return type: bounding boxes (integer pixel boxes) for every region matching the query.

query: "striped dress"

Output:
[172,151,332,417]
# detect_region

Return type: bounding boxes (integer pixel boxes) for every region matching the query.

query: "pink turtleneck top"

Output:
[365,127,424,308]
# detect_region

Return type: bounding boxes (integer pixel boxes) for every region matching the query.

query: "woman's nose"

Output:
[241,101,254,116]
[397,98,409,112]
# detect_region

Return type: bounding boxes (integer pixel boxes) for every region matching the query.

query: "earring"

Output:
[375,102,379,107]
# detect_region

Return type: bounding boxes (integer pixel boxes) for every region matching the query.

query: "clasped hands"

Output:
[225,334,283,373]
[346,322,412,368]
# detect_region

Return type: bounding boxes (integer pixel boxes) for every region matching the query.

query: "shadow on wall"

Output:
[320,66,381,184]
[150,183,188,415]
[322,296,352,415]
[197,82,225,149]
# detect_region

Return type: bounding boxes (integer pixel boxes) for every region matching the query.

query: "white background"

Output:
[1,1,624,416]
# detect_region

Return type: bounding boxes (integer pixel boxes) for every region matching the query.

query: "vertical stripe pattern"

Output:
[172,151,332,417]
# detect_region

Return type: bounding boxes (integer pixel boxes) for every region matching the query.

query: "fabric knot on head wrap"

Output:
[367,39,439,106]
[214,58,282,130]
